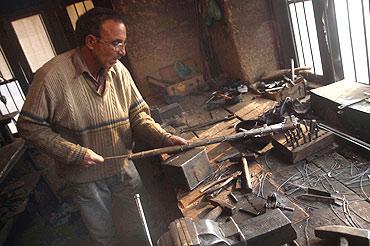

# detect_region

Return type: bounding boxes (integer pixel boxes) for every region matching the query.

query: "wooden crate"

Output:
[271,128,335,164]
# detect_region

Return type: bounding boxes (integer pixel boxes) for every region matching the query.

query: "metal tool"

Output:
[298,193,343,206]
[241,156,253,192]
[315,225,370,246]
[158,209,297,246]
[134,194,153,246]
[209,198,237,216]
[265,192,294,212]
[179,114,236,133]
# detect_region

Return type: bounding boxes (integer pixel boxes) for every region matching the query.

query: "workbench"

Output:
[167,92,370,246]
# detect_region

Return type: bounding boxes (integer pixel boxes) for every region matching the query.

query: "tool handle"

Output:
[242,157,253,192]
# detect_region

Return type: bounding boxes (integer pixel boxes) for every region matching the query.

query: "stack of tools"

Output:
[271,119,335,163]
[205,81,248,110]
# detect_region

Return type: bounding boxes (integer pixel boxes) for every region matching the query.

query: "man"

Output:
[17,7,187,245]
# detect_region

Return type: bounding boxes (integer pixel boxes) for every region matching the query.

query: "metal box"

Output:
[162,148,211,191]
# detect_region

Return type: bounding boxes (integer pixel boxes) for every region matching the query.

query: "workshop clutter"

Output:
[146,58,205,98]
[250,66,311,102]
[205,80,248,110]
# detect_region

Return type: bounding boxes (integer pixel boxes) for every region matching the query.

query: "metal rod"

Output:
[134,194,153,246]
[345,0,357,81]
[302,0,316,74]
[73,3,80,18]
[5,83,19,111]
[361,0,370,83]
[318,123,370,151]
[15,81,25,100]
[293,0,307,65]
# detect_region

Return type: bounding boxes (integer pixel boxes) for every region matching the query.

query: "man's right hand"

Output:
[83,149,104,167]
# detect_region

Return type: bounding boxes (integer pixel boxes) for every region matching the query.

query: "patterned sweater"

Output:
[17,48,170,183]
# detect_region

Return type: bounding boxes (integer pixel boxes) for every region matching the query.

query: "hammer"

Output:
[315,225,370,246]
[219,152,255,192]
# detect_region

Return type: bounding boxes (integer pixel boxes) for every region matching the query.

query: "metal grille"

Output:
[66,0,94,30]
[0,47,25,133]
[288,0,370,84]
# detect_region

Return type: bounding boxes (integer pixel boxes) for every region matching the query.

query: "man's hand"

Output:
[164,135,188,146]
[83,149,104,167]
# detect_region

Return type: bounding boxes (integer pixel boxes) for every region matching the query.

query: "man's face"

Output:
[92,19,127,70]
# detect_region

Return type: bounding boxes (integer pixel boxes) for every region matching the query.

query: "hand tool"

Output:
[179,114,236,133]
[265,192,294,212]
[287,183,332,197]
[105,116,299,161]
[209,198,237,216]
[216,152,257,163]
[298,193,343,206]
[134,194,153,246]
[200,171,242,194]
[241,156,253,192]
[315,225,370,246]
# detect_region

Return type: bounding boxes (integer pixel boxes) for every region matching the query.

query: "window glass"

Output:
[66,1,94,30]
[11,14,56,72]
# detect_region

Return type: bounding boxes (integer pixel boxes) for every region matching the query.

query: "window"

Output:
[66,1,94,30]
[289,1,323,75]
[11,14,56,73]
[0,46,25,133]
[287,0,370,84]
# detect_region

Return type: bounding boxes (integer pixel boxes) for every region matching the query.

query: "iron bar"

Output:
[4,84,19,111]
[73,4,80,18]
[361,0,370,83]
[345,0,358,81]
[302,1,316,74]
[318,123,370,152]
[292,0,307,65]
[134,194,153,246]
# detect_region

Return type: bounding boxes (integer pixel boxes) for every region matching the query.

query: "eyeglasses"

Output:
[97,38,126,51]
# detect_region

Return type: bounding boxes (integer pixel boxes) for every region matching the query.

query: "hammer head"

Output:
[228,152,257,163]
[315,225,370,246]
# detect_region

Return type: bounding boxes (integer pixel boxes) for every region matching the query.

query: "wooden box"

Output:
[265,76,306,102]
[271,128,335,164]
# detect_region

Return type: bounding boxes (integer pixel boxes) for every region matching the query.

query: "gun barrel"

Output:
[105,116,297,161]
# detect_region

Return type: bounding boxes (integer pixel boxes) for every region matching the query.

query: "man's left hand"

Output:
[164,135,188,146]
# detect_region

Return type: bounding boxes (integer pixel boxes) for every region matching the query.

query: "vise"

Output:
[158,209,297,246]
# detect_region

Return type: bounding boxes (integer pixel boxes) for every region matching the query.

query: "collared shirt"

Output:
[72,49,107,95]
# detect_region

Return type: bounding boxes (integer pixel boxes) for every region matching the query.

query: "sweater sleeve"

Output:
[17,76,87,165]
[125,71,171,148]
